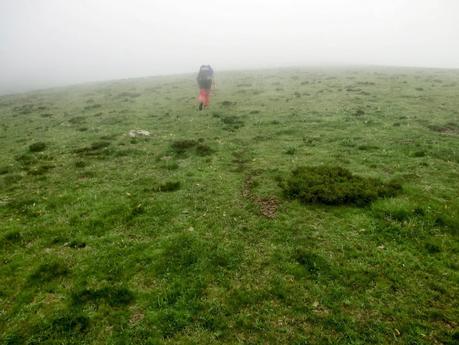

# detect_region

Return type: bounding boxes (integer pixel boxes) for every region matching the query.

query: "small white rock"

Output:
[129,129,151,138]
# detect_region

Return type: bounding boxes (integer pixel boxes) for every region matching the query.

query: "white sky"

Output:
[1,0,458,94]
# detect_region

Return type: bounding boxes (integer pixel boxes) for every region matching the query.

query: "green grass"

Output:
[0,66,458,344]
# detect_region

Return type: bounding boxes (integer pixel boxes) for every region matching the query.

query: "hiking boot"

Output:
[199,102,203,111]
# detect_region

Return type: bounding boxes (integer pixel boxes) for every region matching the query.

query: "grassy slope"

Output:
[0,67,458,344]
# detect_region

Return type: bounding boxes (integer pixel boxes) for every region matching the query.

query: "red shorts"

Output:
[198,88,210,107]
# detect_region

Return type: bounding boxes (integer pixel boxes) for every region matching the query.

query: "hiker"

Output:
[197,65,214,110]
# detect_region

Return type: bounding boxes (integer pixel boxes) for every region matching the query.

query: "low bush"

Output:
[280,166,401,206]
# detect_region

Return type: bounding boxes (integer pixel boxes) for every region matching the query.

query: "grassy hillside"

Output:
[0,67,458,344]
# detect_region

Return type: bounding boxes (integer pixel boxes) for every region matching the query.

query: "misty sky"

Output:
[1,0,459,94]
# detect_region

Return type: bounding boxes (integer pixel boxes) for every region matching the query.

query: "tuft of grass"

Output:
[28,262,69,284]
[83,104,102,111]
[68,240,86,249]
[89,141,111,150]
[74,160,87,168]
[27,164,54,176]
[1,231,23,248]
[220,100,236,106]
[170,139,214,157]
[424,242,441,254]
[354,109,365,116]
[28,142,47,152]
[170,139,197,154]
[71,287,134,307]
[161,161,179,170]
[48,312,90,335]
[68,116,86,124]
[116,91,141,98]
[154,232,239,277]
[155,181,181,192]
[196,143,215,156]
[73,141,111,156]
[281,166,401,206]
[284,147,296,155]
[0,165,12,175]
[294,249,334,279]
[428,122,459,134]
[412,150,426,157]
[2,173,22,186]
[220,115,244,130]
[358,144,379,151]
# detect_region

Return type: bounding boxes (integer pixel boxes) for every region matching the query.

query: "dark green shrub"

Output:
[281,166,401,206]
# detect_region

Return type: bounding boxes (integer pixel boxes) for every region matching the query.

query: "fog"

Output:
[1,0,458,95]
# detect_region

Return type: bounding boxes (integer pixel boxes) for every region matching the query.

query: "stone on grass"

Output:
[129,130,151,138]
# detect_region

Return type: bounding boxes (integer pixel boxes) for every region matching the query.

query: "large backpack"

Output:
[198,65,213,81]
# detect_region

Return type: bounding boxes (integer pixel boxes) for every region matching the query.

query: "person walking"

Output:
[196,65,214,110]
